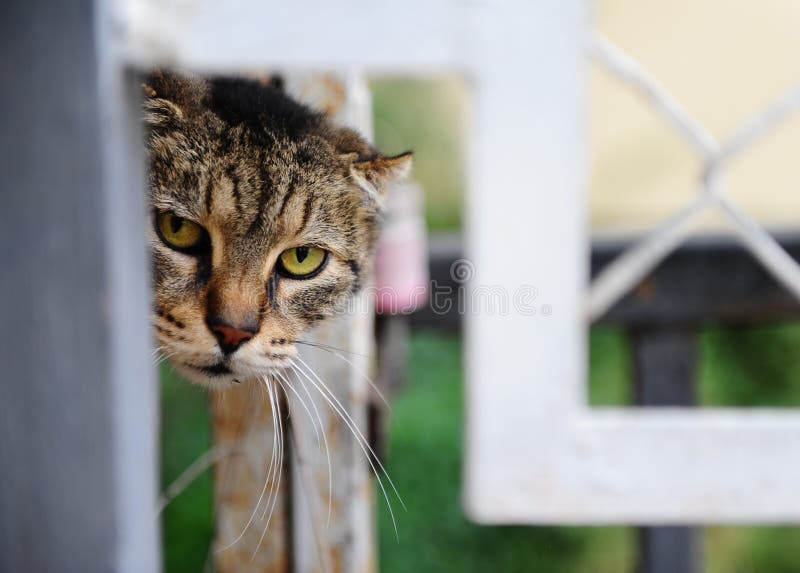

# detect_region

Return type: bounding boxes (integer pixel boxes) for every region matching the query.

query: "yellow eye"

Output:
[156,211,207,251]
[278,247,328,278]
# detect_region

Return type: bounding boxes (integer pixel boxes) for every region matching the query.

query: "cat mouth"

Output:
[186,361,233,376]
[180,354,289,383]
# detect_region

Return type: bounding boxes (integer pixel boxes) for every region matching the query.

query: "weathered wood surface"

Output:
[291,312,377,573]
[212,383,290,572]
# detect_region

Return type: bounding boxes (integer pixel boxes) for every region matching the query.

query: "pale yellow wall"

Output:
[590,0,800,234]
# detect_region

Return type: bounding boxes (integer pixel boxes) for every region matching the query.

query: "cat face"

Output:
[144,72,410,387]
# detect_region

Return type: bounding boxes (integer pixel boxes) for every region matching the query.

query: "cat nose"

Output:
[207,318,257,355]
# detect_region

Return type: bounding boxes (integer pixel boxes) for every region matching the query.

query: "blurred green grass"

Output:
[160,366,214,573]
[700,324,800,407]
[371,79,466,231]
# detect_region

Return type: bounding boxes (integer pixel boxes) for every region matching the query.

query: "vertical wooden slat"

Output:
[287,73,377,573]
[291,313,377,573]
[0,0,159,571]
[212,384,290,572]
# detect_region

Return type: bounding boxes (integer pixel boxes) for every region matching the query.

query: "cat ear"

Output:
[142,78,184,128]
[141,70,204,128]
[348,152,413,198]
[142,94,184,128]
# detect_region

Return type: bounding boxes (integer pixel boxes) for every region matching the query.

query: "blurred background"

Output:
[160,0,800,571]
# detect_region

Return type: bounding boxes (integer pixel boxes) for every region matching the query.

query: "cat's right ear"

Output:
[347,151,413,200]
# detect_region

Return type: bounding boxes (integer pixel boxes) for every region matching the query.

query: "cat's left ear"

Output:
[349,152,413,198]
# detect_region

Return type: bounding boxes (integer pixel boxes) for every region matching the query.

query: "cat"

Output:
[144,70,411,388]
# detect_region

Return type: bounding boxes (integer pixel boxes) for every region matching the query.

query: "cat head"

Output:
[144,71,411,387]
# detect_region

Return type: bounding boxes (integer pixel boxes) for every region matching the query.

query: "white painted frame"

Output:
[118,0,800,526]
[464,26,800,525]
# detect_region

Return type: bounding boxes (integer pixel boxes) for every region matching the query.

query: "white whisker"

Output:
[157,443,235,514]
[291,357,403,537]
[294,339,366,357]
[294,356,403,508]
[151,347,179,367]
[253,377,284,559]
[298,344,391,410]
[281,365,333,527]
[258,377,283,525]
[274,369,320,444]
[275,368,334,523]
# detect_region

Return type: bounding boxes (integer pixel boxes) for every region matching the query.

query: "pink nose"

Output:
[209,323,254,355]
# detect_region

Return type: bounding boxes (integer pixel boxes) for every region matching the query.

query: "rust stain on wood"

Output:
[212,382,289,573]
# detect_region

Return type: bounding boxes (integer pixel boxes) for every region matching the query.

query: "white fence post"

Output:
[288,72,377,573]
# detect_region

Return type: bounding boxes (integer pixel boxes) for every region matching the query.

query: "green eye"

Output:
[278,246,327,278]
[156,211,207,252]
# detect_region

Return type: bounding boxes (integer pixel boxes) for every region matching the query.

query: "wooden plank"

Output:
[0,0,159,570]
[212,384,290,573]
